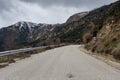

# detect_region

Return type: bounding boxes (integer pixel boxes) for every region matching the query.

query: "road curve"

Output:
[0,45,120,80]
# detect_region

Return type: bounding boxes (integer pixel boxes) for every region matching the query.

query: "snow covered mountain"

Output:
[0,21,56,51]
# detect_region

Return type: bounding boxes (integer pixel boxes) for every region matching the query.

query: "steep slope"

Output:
[56,4,110,43]
[85,0,120,60]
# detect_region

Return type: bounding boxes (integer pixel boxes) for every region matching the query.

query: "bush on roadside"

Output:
[83,33,92,44]
[111,48,120,60]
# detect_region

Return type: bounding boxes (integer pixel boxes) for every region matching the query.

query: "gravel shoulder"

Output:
[80,45,120,70]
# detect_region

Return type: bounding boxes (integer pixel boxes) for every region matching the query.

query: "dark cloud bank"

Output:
[21,0,117,8]
[0,0,117,27]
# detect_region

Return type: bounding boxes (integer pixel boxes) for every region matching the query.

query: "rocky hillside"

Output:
[85,0,120,60]
[57,4,110,43]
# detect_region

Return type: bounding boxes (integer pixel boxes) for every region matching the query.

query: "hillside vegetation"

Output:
[85,1,120,60]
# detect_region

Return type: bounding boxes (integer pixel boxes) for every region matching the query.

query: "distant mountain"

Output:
[0,21,56,51]
[66,12,89,23]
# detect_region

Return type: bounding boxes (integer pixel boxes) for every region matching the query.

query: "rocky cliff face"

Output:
[96,19,120,53]
[86,18,120,60]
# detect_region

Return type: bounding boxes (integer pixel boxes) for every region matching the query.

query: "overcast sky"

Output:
[0,0,117,27]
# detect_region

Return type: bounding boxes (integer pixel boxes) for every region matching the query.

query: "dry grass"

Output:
[0,45,63,69]
[0,49,45,69]
[111,48,120,60]
[80,46,120,70]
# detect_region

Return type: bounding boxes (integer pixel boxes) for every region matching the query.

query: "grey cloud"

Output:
[0,0,118,27]
[0,0,14,12]
[21,0,117,8]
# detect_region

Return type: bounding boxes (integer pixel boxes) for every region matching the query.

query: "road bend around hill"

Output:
[0,45,120,80]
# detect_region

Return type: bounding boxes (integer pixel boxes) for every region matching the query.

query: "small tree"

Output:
[89,21,99,36]
[89,21,95,30]
[55,38,61,45]
[83,33,92,44]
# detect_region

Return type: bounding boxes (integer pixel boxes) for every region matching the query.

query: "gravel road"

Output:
[0,45,120,80]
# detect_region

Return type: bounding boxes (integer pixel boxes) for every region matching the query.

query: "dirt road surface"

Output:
[0,45,120,80]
